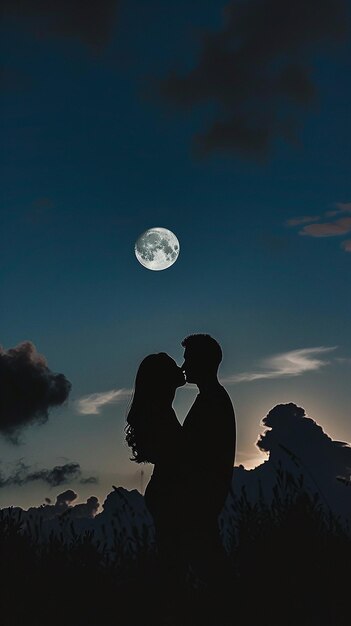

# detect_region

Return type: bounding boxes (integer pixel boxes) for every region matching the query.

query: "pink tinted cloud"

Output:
[325,210,340,217]
[334,202,351,213]
[325,203,351,217]
[286,215,320,226]
[288,202,351,225]
[300,217,351,237]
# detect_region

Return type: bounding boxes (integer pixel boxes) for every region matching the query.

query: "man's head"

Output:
[181,334,222,384]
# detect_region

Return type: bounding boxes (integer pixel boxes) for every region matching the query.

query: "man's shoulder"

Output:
[197,385,235,422]
[183,385,235,420]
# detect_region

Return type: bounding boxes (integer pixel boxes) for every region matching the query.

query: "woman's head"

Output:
[125,353,185,463]
[133,352,185,400]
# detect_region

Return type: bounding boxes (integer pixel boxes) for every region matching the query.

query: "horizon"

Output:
[0,388,349,510]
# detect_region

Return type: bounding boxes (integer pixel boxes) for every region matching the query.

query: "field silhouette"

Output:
[1,403,350,626]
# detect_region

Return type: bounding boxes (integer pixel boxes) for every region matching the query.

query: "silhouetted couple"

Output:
[125,334,236,619]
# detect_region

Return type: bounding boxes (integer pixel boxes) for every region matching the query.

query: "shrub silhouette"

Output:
[0,470,350,626]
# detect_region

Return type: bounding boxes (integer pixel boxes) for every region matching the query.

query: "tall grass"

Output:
[0,469,350,626]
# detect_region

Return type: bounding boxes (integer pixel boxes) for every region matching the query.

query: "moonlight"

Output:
[134,227,180,271]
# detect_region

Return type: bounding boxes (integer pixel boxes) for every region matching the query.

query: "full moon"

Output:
[134,227,180,271]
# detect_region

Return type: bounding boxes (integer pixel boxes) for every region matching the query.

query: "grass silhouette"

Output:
[0,470,350,626]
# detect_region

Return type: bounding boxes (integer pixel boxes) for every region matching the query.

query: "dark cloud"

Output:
[26,489,79,520]
[1,0,121,52]
[256,403,351,508]
[0,461,85,487]
[257,403,351,470]
[0,341,71,441]
[158,0,349,159]
[258,403,326,455]
[26,462,82,487]
[80,476,99,485]
[219,402,351,548]
[63,495,100,519]
[1,490,99,526]
[55,489,77,506]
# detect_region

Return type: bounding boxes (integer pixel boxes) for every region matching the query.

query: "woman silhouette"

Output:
[125,353,186,582]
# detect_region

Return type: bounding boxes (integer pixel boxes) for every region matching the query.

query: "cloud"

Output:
[1,0,121,52]
[288,202,351,227]
[63,495,100,518]
[256,403,351,484]
[77,388,131,415]
[287,201,351,252]
[28,489,78,519]
[300,217,351,237]
[223,346,336,383]
[219,402,351,547]
[157,0,348,159]
[79,476,99,485]
[0,341,71,442]
[335,356,351,364]
[27,490,100,520]
[0,490,99,524]
[54,489,77,506]
[286,215,321,226]
[0,461,96,488]
[324,210,341,217]
[248,403,351,515]
[334,202,351,213]
[26,463,81,487]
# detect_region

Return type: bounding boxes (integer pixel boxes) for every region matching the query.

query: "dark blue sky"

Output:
[1,0,350,508]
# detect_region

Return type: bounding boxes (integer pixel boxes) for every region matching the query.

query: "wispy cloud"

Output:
[335,356,351,365]
[0,461,93,488]
[334,202,351,213]
[77,389,132,415]
[223,346,336,383]
[287,202,351,252]
[286,215,321,226]
[300,217,351,237]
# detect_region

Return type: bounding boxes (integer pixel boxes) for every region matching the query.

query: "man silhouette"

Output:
[180,334,236,588]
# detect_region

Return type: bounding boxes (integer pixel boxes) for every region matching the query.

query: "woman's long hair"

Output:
[125,353,174,463]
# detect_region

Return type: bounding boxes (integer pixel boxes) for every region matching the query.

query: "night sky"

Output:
[1,0,350,509]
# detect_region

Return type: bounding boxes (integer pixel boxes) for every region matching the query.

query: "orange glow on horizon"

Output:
[235,450,268,471]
